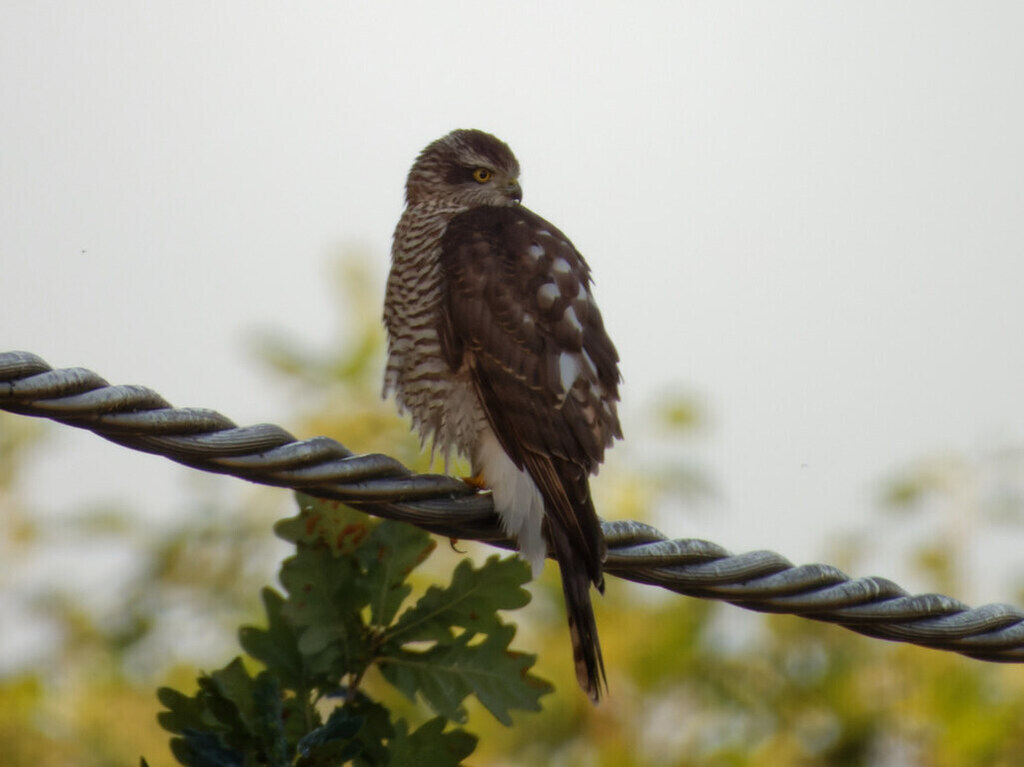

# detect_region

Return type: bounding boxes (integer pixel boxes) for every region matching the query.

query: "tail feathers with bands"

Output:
[559,554,606,702]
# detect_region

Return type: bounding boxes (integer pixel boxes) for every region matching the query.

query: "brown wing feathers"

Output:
[439,204,621,700]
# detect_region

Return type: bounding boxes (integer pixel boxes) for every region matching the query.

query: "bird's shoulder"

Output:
[437,203,621,458]
[439,204,596,336]
[441,205,589,278]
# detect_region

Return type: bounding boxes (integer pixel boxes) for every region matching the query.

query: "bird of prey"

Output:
[383,129,622,701]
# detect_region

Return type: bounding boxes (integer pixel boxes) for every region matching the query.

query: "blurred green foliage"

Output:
[157,496,547,765]
[3,252,1024,765]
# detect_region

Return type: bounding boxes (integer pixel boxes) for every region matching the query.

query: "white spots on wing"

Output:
[535,229,551,237]
[559,351,583,394]
[564,305,583,335]
[582,348,598,376]
[528,243,545,259]
[537,282,560,310]
[552,257,572,277]
[601,398,617,420]
[576,282,589,301]
[521,312,535,333]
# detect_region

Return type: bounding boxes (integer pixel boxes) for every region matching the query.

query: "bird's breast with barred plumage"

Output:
[383,203,483,464]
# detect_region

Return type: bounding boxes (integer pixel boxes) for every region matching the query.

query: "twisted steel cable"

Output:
[3,349,1024,662]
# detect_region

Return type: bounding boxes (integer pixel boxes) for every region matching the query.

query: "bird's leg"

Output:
[462,472,488,490]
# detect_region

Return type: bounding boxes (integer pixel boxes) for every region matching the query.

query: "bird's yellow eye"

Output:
[472,168,492,183]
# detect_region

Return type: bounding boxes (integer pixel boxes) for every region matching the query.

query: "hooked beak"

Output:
[506,179,522,204]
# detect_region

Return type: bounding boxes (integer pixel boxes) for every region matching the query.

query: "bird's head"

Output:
[405,129,522,207]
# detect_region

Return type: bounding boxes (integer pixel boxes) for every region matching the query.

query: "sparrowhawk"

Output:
[383,129,622,701]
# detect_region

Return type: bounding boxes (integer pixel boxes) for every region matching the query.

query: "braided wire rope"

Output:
[3,349,1024,662]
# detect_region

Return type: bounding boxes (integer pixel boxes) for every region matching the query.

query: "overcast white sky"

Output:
[3,2,1024,602]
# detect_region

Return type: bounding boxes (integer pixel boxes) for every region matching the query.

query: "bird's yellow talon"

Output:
[462,472,488,490]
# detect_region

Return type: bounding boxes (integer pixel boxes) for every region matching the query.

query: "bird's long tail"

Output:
[549,525,607,702]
